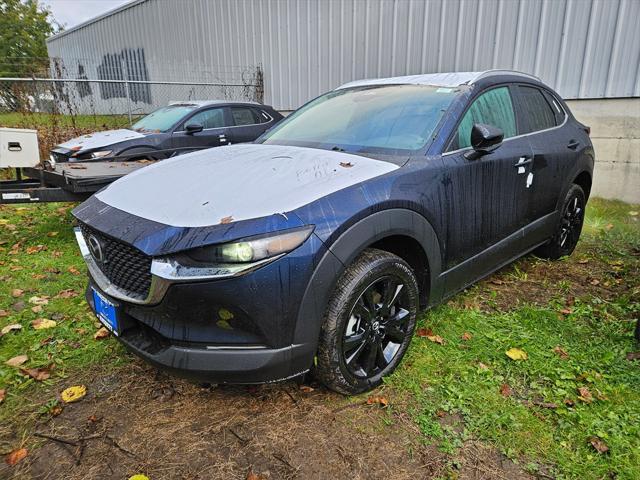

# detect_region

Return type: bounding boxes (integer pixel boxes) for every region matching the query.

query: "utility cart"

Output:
[0,128,154,204]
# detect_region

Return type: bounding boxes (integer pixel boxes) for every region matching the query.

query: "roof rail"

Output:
[474,69,541,83]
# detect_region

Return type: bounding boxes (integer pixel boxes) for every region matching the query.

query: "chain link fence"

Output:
[0,70,264,158]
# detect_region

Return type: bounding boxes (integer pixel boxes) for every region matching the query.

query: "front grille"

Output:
[80,223,152,298]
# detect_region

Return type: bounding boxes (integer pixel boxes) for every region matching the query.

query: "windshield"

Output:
[259,85,458,155]
[131,105,197,133]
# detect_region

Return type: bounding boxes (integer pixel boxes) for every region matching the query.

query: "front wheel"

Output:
[536,184,586,260]
[315,249,419,395]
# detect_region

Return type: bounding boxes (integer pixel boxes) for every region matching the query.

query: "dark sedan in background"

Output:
[49,100,283,163]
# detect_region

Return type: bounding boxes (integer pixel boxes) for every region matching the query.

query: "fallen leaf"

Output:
[427,334,445,345]
[20,367,50,381]
[366,395,389,407]
[93,327,109,340]
[578,258,589,264]
[461,332,473,341]
[128,475,150,480]
[559,308,572,315]
[506,348,528,361]
[220,215,234,224]
[26,245,46,254]
[61,385,87,403]
[0,389,5,403]
[32,318,57,330]
[5,448,27,466]
[435,410,446,417]
[605,223,614,230]
[55,289,78,299]
[0,309,8,317]
[11,289,23,298]
[5,355,28,367]
[477,362,489,370]
[626,352,640,361]
[299,385,314,393]
[553,346,569,359]
[68,266,81,275]
[577,386,593,403]
[0,324,22,336]
[416,327,433,337]
[589,436,609,454]
[246,471,264,480]
[589,278,600,286]
[629,211,639,216]
[51,405,63,416]
[28,296,49,306]
[47,231,59,237]
[12,301,25,311]
[564,398,575,407]
[499,383,512,397]
[339,161,353,168]
[31,305,43,313]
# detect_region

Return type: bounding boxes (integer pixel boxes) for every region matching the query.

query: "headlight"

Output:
[150,226,314,280]
[186,226,314,264]
[91,150,112,158]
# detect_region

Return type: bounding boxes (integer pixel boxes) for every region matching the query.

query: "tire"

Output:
[535,184,586,260]
[315,248,420,395]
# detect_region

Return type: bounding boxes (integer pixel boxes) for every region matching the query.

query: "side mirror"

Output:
[185,123,203,134]
[465,123,504,159]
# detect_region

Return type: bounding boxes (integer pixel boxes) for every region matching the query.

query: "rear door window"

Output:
[231,107,261,126]
[517,86,557,133]
[452,86,517,150]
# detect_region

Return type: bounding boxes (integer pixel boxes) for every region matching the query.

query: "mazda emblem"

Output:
[87,235,106,263]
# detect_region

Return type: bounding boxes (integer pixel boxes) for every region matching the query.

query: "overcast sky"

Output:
[44,0,132,29]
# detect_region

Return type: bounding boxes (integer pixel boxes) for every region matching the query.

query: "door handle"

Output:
[567,140,580,150]
[513,157,532,167]
[219,134,227,143]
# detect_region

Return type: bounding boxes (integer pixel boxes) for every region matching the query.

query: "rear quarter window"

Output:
[517,86,557,133]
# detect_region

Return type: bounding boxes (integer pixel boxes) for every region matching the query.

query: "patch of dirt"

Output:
[1,361,535,480]
[452,245,639,313]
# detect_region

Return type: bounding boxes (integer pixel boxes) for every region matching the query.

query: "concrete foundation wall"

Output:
[565,98,639,204]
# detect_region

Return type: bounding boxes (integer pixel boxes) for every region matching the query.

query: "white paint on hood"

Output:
[56,129,145,151]
[96,144,399,227]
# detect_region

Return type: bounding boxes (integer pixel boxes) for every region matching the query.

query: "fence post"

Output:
[125,80,132,124]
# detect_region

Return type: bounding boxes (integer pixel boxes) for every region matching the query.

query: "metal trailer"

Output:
[0,161,155,204]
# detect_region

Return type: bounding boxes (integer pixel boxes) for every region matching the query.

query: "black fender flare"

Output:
[116,145,165,161]
[288,209,442,374]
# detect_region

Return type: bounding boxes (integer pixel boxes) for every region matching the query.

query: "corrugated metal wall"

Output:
[47,0,640,110]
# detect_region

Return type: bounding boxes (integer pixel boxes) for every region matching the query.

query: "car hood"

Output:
[95,143,400,228]
[54,129,145,152]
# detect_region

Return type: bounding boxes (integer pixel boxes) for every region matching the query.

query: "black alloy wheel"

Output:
[315,248,419,394]
[536,184,586,260]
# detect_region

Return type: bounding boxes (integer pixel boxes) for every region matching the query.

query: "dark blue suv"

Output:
[73,70,594,394]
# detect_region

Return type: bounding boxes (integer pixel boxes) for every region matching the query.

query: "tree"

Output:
[0,0,61,77]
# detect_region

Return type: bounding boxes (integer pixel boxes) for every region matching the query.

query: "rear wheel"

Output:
[315,249,419,394]
[536,184,586,260]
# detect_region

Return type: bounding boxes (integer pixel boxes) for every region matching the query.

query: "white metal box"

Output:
[0,128,40,168]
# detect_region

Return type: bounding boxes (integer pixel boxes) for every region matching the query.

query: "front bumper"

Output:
[78,227,328,383]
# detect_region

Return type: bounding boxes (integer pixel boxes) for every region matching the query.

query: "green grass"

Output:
[0,204,127,423]
[0,112,132,130]
[0,199,638,478]
[387,198,640,479]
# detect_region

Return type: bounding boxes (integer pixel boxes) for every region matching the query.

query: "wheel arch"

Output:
[573,170,592,200]
[289,209,442,374]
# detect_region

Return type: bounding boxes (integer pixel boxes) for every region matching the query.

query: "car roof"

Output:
[168,100,265,108]
[336,70,541,90]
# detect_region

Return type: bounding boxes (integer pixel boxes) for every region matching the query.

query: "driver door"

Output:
[441,85,533,287]
[171,107,231,155]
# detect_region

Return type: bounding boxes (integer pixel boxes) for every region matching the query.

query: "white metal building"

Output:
[46,0,640,202]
